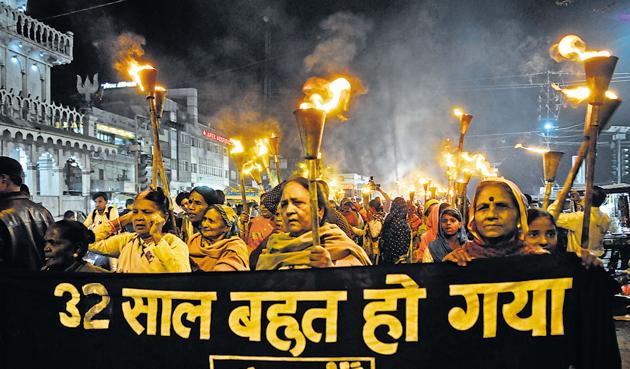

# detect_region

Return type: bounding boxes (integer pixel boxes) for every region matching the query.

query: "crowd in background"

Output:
[0,155,610,273]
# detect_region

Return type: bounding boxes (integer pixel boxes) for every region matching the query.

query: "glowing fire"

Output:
[298,162,309,177]
[242,161,262,175]
[128,61,155,92]
[256,138,269,157]
[515,143,549,155]
[555,34,611,62]
[299,76,352,118]
[229,139,244,155]
[453,108,464,118]
[460,152,498,178]
[552,83,620,103]
[444,152,456,169]
[606,90,619,100]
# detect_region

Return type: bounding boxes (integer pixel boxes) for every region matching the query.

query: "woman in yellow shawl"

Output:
[256,177,371,270]
[188,204,250,271]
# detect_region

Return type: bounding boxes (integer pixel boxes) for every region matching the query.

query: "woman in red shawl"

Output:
[413,201,445,262]
[444,178,546,266]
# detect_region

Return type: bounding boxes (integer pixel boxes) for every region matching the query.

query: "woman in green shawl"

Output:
[256,177,371,270]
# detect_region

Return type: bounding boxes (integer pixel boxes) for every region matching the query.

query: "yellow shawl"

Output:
[256,223,371,270]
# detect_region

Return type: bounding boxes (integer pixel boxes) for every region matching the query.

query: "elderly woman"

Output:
[444,178,547,266]
[188,204,249,272]
[89,187,191,273]
[42,220,107,272]
[256,177,371,270]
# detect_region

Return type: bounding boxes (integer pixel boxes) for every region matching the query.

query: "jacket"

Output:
[0,191,55,270]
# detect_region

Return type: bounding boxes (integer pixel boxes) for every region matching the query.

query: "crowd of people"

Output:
[0,155,610,273]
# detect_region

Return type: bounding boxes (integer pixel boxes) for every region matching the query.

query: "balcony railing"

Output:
[0,88,84,134]
[0,3,73,60]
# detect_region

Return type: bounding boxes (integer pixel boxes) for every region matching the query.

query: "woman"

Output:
[424,207,468,263]
[188,204,249,271]
[250,183,285,269]
[379,197,411,264]
[414,201,444,262]
[42,220,108,272]
[256,177,371,270]
[444,178,547,266]
[89,187,191,273]
[525,208,602,268]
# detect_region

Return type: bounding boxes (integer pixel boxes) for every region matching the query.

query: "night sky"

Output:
[25,0,630,194]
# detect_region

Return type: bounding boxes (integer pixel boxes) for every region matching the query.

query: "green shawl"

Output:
[256,223,371,270]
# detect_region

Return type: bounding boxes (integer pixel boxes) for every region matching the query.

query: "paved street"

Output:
[617,322,630,367]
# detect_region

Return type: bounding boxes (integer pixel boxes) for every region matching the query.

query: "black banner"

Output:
[0,254,621,369]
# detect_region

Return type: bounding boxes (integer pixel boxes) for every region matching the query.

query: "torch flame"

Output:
[555,34,611,62]
[299,77,352,117]
[515,143,550,155]
[606,90,619,100]
[128,61,155,92]
[242,161,262,175]
[229,139,244,155]
[453,108,464,118]
[256,138,269,157]
[459,152,498,178]
[298,162,309,177]
[552,83,619,103]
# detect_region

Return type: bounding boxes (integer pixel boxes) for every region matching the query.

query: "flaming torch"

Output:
[268,133,281,184]
[243,160,264,188]
[255,138,273,188]
[452,107,474,200]
[230,139,248,214]
[295,76,354,246]
[420,178,432,202]
[550,34,621,249]
[127,61,178,234]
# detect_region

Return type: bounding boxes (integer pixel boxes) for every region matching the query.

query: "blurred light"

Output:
[31,64,38,71]
[10,55,17,63]
[544,122,554,130]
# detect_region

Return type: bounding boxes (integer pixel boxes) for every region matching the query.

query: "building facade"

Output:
[0,0,229,216]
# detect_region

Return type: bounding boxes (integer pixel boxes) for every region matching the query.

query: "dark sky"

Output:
[25,0,630,194]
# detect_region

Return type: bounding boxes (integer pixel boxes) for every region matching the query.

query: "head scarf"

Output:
[463,178,545,258]
[262,181,284,215]
[420,202,443,250]
[380,197,411,264]
[191,186,219,206]
[210,204,239,238]
[423,199,439,215]
[428,207,468,262]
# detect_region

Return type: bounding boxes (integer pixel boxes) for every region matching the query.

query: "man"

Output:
[83,192,118,230]
[83,192,119,271]
[63,210,76,221]
[548,186,616,256]
[0,156,54,270]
